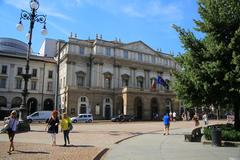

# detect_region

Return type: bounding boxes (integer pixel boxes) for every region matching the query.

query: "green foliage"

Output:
[173,0,240,129]
[203,125,240,141]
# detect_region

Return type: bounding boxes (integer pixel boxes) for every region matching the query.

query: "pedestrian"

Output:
[163,113,170,135]
[60,113,72,146]
[202,112,208,125]
[169,111,173,121]
[46,110,59,146]
[173,112,177,122]
[181,112,186,121]
[7,110,19,154]
[192,114,199,127]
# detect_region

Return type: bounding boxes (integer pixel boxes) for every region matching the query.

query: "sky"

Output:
[0,0,201,56]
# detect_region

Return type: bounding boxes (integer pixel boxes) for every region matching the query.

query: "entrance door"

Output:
[105,105,111,120]
[79,104,87,114]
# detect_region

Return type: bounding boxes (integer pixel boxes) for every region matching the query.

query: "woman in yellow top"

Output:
[61,113,72,146]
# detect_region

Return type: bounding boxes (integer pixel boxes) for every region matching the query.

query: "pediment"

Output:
[122,41,158,56]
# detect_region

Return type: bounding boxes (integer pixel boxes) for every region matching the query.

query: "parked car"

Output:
[27,111,52,123]
[71,114,93,123]
[111,115,135,122]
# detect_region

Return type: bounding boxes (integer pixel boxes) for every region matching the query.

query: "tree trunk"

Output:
[234,105,240,131]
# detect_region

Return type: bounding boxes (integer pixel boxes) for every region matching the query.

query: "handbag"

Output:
[1,123,9,133]
[68,122,73,131]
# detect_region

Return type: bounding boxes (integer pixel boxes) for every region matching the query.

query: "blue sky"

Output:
[0,0,200,55]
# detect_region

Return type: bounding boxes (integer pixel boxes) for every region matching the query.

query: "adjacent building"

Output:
[0,38,56,119]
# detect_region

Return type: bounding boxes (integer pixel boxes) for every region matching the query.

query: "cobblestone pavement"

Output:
[0,120,227,160]
[0,141,100,160]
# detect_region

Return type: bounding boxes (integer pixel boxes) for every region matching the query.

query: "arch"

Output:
[0,96,7,107]
[165,99,172,114]
[27,97,38,114]
[134,97,143,120]
[151,97,159,120]
[77,96,89,114]
[116,96,124,115]
[103,97,113,120]
[11,97,22,108]
[44,98,54,111]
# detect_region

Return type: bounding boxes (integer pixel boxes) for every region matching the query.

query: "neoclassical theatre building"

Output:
[0,36,182,120]
[57,35,181,120]
[0,38,56,119]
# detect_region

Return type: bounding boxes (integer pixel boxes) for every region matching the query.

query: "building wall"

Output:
[59,37,180,120]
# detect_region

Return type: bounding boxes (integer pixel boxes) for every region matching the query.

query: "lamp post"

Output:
[16,0,47,131]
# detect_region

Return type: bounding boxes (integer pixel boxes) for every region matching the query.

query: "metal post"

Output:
[16,0,47,132]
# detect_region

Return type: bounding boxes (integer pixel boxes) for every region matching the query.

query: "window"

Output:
[80,47,85,55]
[95,104,100,115]
[136,76,144,89]
[106,47,111,56]
[48,70,53,79]
[121,74,129,87]
[16,79,22,89]
[81,97,86,102]
[123,50,128,59]
[151,56,156,64]
[0,78,6,88]
[76,71,85,87]
[32,69,37,77]
[47,81,53,91]
[31,81,37,90]
[17,67,23,75]
[104,73,112,89]
[105,98,110,103]
[1,65,7,74]
[138,53,143,61]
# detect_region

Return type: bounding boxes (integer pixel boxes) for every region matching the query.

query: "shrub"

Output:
[203,124,240,141]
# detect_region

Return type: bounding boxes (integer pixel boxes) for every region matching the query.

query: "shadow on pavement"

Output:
[15,150,49,154]
[58,144,95,148]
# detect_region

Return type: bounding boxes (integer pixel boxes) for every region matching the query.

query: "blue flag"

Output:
[157,76,169,89]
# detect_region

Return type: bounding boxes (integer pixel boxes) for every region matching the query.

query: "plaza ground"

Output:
[0,120,239,160]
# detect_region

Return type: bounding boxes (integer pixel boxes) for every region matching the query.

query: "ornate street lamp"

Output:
[16,0,47,131]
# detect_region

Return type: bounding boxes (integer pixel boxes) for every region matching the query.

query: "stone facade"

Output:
[58,37,182,120]
[0,38,56,119]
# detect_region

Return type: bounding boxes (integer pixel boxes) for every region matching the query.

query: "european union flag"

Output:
[157,76,169,89]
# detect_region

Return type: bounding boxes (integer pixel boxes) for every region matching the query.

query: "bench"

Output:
[184,127,202,142]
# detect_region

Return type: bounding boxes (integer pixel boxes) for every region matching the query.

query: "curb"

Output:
[93,148,109,160]
[202,140,240,147]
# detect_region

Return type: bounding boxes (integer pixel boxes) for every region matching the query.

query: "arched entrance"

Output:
[0,96,7,120]
[165,99,172,114]
[27,98,38,114]
[116,96,124,115]
[103,97,112,120]
[77,96,89,114]
[11,97,22,108]
[44,99,54,111]
[134,97,143,120]
[0,96,7,107]
[151,98,158,120]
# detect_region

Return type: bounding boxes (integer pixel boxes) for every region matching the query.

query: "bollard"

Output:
[211,127,221,146]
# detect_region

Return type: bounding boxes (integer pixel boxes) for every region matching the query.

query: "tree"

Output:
[173,0,240,130]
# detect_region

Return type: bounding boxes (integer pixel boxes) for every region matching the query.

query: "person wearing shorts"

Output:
[163,113,170,135]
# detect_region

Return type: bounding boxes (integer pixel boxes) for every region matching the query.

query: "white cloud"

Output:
[47,20,69,36]
[4,0,74,22]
